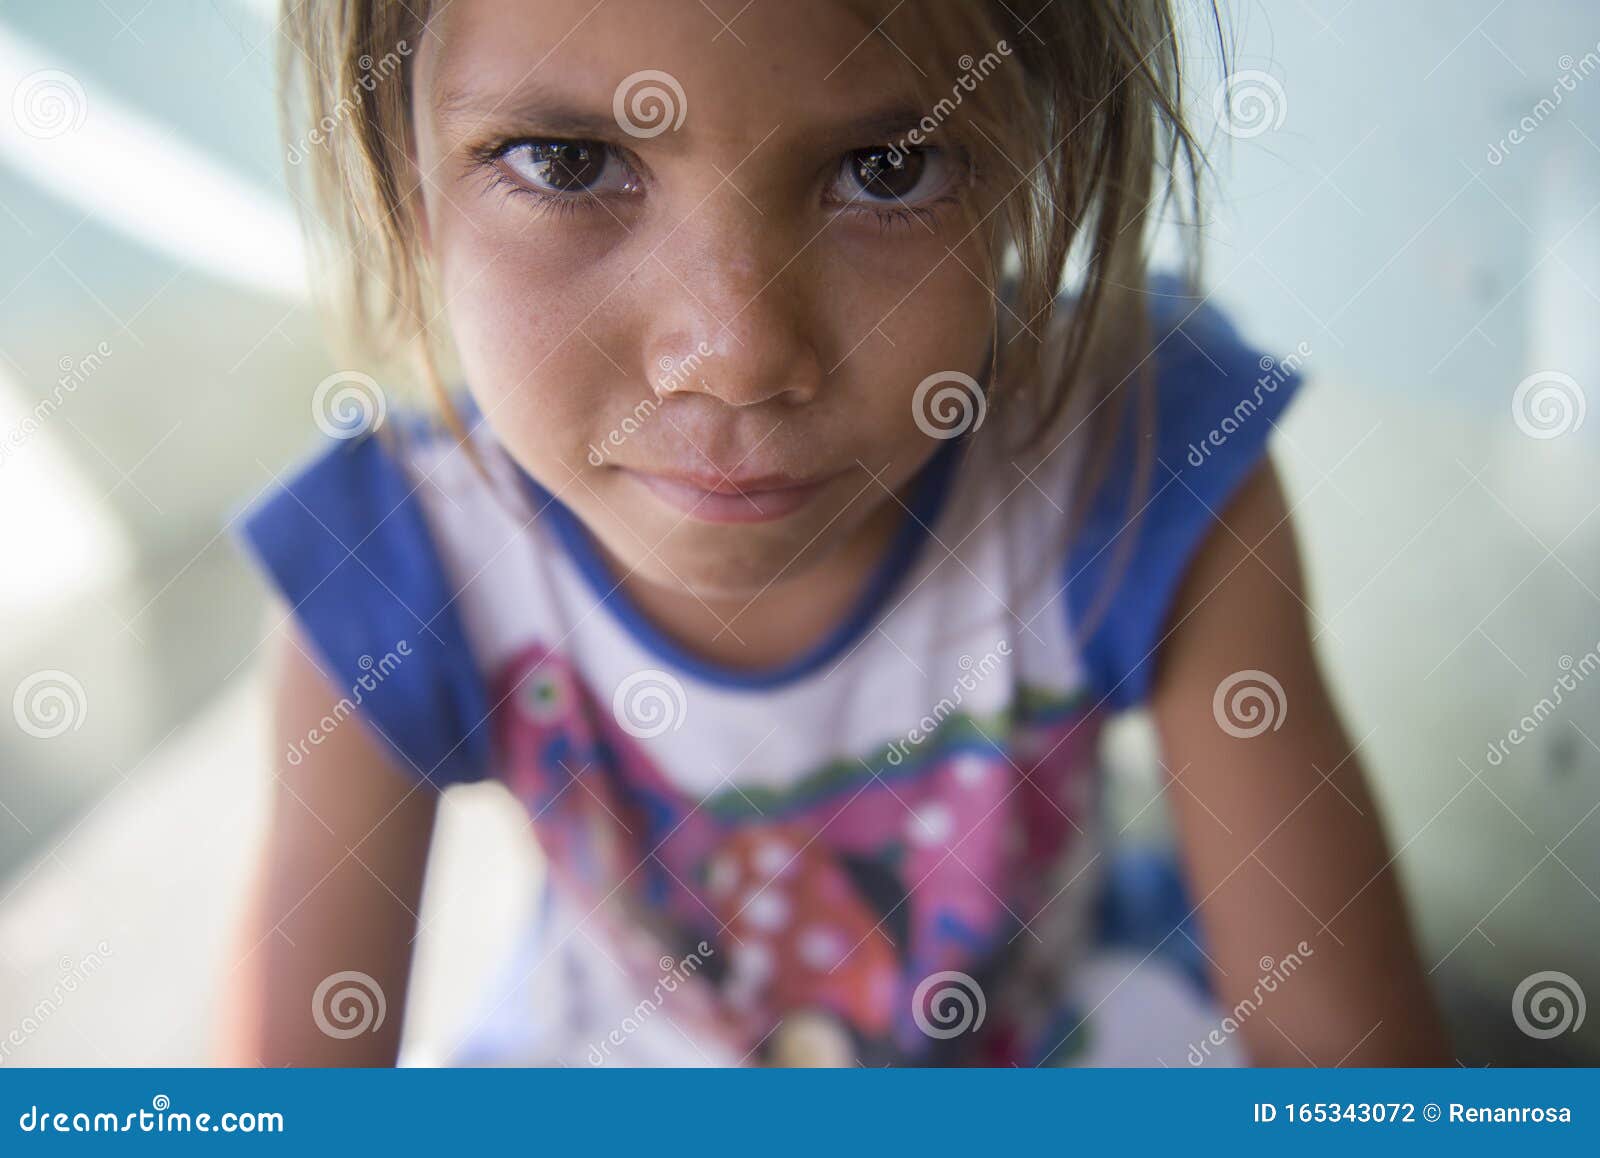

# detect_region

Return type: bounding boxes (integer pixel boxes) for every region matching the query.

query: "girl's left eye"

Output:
[829,145,956,207]
[493,140,640,197]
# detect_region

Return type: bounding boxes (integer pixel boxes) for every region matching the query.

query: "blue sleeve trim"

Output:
[1067,283,1305,710]
[233,431,491,787]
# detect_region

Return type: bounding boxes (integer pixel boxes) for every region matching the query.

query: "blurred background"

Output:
[0,0,1597,1065]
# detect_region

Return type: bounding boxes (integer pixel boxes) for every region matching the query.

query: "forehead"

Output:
[419,0,922,144]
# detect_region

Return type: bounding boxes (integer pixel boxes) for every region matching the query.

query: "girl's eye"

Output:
[830,145,953,206]
[494,140,638,197]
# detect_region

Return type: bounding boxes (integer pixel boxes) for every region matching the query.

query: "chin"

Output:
[626,525,822,601]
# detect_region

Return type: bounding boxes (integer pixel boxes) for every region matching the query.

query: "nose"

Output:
[637,196,825,409]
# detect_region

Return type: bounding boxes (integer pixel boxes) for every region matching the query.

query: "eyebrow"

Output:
[433,79,931,151]
[817,107,933,149]
[433,81,624,138]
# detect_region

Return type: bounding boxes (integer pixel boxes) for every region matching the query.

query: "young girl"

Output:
[223,0,1448,1066]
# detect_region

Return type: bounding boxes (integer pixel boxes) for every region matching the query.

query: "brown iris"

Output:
[523,141,606,192]
[850,146,925,200]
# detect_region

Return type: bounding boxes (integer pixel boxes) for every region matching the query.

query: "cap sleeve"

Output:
[1066,283,1306,710]
[232,430,492,786]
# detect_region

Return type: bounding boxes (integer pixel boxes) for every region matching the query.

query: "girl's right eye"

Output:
[491,139,641,198]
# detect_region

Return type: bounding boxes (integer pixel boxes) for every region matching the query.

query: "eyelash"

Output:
[848,202,942,236]
[469,140,622,221]
[839,187,964,238]
[469,139,965,234]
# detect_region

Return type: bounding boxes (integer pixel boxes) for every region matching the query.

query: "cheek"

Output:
[820,238,995,438]
[858,231,995,361]
[432,217,620,475]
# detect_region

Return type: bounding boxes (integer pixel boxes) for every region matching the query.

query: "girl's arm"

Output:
[1150,461,1451,1065]
[216,604,438,1066]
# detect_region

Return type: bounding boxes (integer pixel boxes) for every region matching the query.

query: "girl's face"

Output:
[412,0,997,598]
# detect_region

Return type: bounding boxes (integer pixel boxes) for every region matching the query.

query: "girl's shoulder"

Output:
[1060,277,1309,708]
[233,414,496,787]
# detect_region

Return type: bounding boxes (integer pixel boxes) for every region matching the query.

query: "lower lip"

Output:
[628,471,830,524]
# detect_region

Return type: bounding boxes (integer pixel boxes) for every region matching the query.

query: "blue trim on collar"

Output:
[521,441,964,691]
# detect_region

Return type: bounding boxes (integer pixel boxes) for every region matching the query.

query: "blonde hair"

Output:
[281,0,1216,486]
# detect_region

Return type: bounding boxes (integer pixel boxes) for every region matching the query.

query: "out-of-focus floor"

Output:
[0,666,543,1066]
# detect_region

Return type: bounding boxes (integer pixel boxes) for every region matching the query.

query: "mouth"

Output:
[623,467,837,524]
